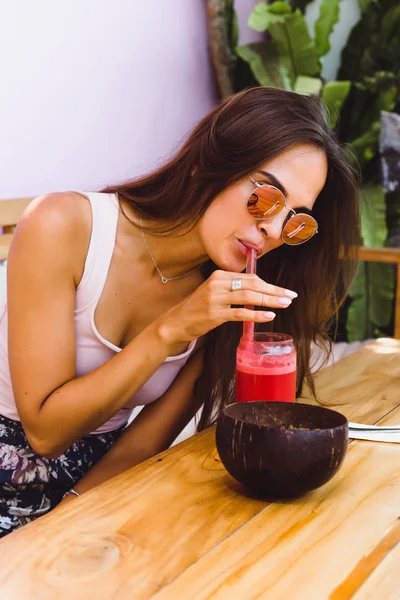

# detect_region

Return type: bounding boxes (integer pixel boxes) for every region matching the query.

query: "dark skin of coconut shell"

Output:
[216,402,348,499]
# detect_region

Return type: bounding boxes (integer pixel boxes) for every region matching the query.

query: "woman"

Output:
[0,87,360,536]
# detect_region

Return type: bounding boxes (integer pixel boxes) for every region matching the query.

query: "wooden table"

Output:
[1,339,400,600]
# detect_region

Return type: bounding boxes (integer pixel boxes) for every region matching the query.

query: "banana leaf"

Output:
[267,10,321,83]
[294,75,322,95]
[249,1,291,32]
[360,185,389,248]
[236,43,292,90]
[314,0,343,58]
[346,262,394,340]
[248,2,321,82]
[347,185,395,341]
[321,80,351,128]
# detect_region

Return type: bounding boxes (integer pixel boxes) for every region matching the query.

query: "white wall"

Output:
[0,1,218,198]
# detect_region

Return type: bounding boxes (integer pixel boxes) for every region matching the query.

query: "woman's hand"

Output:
[156,270,297,348]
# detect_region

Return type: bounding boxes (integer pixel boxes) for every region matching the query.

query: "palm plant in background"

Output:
[236,0,351,127]
[207,0,400,341]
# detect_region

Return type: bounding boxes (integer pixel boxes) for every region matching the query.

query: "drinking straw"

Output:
[243,248,257,341]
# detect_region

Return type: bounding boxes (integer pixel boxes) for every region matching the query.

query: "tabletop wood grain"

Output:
[0,338,399,600]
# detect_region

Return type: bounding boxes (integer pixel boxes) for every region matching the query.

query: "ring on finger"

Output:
[262,293,266,307]
[231,278,242,291]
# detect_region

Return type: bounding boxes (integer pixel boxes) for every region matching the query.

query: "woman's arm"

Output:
[61,347,204,500]
[7,194,175,458]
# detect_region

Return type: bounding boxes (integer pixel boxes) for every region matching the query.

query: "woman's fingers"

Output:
[160,270,295,346]
[229,307,276,322]
[216,271,297,299]
[227,290,294,309]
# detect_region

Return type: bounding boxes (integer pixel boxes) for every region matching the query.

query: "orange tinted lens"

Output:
[247,185,285,219]
[282,214,318,245]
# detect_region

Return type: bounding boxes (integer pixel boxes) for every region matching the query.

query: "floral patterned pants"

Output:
[0,415,125,537]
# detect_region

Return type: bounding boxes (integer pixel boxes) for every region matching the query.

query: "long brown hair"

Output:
[105,87,360,430]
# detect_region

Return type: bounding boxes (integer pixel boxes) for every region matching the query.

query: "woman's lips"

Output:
[237,239,262,257]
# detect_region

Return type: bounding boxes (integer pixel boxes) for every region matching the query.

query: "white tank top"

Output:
[0,192,197,434]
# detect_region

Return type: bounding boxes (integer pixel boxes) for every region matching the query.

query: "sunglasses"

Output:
[247,176,318,246]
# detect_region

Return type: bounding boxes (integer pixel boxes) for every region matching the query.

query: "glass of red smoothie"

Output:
[236,333,296,403]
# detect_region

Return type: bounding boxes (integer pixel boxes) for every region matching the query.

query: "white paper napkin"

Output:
[348,422,400,443]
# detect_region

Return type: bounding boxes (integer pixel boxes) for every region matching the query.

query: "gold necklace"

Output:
[140,216,201,284]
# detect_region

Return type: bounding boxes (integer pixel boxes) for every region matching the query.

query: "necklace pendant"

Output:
[161,276,168,284]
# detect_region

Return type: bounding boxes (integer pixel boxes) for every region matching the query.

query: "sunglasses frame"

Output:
[248,176,318,246]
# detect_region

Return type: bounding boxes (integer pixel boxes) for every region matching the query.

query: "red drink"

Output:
[236,333,296,403]
[236,365,296,403]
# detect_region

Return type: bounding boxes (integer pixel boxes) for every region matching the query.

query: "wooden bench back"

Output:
[0,197,32,260]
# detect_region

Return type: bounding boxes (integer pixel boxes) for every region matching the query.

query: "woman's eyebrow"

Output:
[257,170,288,197]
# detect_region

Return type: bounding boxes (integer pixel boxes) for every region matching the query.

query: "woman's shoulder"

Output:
[9,192,94,286]
[18,191,92,234]
[14,191,97,255]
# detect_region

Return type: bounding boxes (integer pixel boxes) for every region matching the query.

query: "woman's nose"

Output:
[257,212,286,240]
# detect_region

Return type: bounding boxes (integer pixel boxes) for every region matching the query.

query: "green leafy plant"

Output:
[337,0,400,340]
[235,0,350,127]
[347,185,395,340]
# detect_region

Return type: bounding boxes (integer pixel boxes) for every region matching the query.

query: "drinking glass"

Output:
[236,333,296,403]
